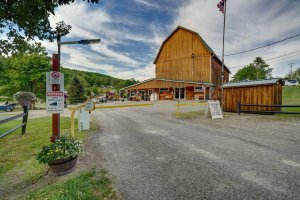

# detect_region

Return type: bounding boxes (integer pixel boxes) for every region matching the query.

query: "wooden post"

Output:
[51,54,60,142]
[21,105,28,134]
[237,101,241,115]
[176,100,180,119]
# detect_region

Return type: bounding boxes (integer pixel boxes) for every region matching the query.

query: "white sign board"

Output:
[207,100,223,119]
[46,91,64,113]
[85,101,95,111]
[50,71,63,85]
[46,72,64,92]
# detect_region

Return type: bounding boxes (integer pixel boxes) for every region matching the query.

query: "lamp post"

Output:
[51,38,100,142]
[57,38,101,70]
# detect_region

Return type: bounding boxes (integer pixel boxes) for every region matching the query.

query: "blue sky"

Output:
[42,0,300,80]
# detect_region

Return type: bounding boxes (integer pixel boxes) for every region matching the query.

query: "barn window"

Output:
[159,88,169,93]
[194,86,204,92]
[130,90,136,96]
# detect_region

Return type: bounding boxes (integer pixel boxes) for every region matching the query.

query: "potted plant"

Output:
[36,136,83,176]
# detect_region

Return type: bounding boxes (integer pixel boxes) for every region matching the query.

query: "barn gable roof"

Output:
[153,26,230,73]
[223,79,283,88]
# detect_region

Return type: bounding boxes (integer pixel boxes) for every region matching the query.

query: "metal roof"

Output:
[223,79,283,88]
[120,78,213,90]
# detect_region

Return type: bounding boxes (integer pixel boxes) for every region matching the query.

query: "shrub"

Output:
[36,136,83,164]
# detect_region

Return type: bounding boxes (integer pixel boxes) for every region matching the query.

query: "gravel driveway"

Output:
[91,101,300,200]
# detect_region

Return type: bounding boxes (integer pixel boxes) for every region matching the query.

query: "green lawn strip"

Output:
[26,169,118,200]
[0,117,86,189]
[282,86,300,112]
[275,86,300,119]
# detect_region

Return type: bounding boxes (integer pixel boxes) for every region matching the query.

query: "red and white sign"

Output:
[50,71,63,84]
[47,91,64,96]
[46,91,64,113]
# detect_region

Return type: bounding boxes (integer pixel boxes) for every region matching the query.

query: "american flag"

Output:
[217,0,225,13]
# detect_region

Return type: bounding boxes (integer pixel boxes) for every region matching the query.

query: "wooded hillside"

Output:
[0,54,137,100]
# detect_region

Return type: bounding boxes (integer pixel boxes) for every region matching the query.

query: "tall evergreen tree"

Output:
[68,76,86,104]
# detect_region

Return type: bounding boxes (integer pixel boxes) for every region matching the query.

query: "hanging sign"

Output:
[205,100,223,119]
[46,91,64,113]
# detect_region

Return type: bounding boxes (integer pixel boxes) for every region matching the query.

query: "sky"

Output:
[42,0,300,81]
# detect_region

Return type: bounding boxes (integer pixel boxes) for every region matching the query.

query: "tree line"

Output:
[0,44,138,101]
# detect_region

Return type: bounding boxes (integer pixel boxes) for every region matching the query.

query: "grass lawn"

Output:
[26,169,117,200]
[0,117,117,199]
[282,86,300,112]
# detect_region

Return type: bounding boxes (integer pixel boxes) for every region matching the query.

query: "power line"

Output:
[229,51,300,70]
[265,49,300,61]
[224,33,300,57]
[268,52,300,63]
[120,67,155,79]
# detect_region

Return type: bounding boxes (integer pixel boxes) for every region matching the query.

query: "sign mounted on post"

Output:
[50,71,63,85]
[205,100,223,119]
[46,72,64,92]
[46,91,64,113]
[85,101,95,111]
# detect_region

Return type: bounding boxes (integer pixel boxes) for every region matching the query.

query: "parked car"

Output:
[0,104,14,112]
[285,79,299,86]
[98,96,107,103]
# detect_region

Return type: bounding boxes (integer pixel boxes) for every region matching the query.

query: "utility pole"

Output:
[288,63,294,79]
[221,0,227,110]
[256,63,258,80]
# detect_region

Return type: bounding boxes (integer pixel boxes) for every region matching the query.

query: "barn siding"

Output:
[224,83,283,112]
[211,57,229,86]
[155,29,211,82]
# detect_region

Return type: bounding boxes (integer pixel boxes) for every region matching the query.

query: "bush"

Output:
[36,136,83,164]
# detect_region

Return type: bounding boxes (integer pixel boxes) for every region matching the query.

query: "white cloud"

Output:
[40,0,300,81]
[41,2,153,79]
[134,0,160,9]
[173,0,300,78]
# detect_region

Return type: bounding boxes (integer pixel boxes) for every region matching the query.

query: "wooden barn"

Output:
[122,26,231,101]
[223,79,283,112]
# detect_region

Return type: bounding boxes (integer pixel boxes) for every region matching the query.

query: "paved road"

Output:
[92,102,300,200]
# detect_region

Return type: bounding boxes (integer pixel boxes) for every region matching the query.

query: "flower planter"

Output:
[48,155,78,176]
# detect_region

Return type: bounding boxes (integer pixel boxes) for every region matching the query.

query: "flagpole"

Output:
[221,0,227,110]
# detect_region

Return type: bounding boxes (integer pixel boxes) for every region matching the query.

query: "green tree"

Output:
[68,76,86,104]
[0,0,99,55]
[0,43,51,98]
[233,57,270,82]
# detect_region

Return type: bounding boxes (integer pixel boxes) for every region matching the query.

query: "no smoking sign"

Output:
[50,71,62,84]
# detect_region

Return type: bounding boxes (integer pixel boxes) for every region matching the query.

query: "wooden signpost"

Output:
[46,54,65,142]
